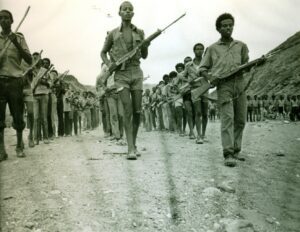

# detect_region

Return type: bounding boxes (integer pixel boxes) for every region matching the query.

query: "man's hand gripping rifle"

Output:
[191,50,279,102]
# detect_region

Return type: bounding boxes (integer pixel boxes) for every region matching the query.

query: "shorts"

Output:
[278,106,284,114]
[114,65,143,91]
[183,92,191,102]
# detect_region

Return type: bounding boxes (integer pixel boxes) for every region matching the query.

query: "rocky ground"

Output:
[0,120,300,232]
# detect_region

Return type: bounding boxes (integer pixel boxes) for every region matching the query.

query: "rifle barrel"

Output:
[161,13,186,32]
[15,6,31,32]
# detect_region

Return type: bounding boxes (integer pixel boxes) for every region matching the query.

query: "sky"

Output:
[1,0,299,85]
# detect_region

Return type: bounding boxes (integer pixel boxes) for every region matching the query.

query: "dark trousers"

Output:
[73,110,78,135]
[0,78,25,131]
[57,97,64,136]
[64,111,72,136]
[47,93,53,137]
[103,98,111,134]
[247,107,253,122]
[151,109,156,129]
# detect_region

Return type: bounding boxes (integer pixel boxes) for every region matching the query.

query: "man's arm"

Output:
[179,66,189,83]
[9,33,32,64]
[140,30,148,59]
[199,47,212,82]
[100,32,113,67]
[241,43,249,65]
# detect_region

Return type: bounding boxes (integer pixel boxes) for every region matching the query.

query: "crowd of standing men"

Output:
[2,2,297,168]
[0,9,101,161]
[246,94,300,122]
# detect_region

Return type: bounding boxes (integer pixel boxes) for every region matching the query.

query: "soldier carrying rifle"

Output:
[100,1,150,159]
[0,9,32,161]
[100,1,185,160]
[199,13,249,167]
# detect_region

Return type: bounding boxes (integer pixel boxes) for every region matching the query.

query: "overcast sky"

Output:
[2,0,299,85]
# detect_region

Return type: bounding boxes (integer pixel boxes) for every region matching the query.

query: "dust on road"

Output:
[1,121,300,232]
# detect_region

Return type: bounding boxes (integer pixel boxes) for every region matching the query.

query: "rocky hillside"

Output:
[62,74,89,92]
[247,31,300,96]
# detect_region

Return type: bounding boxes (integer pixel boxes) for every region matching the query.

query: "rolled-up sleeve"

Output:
[199,47,212,73]
[19,36,30,54]
[241,43,249,64]
[101,32,113,53]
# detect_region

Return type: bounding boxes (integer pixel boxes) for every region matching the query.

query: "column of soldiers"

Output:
[96,2,252,167]
[0,9,101,162]
[141,43,212,145]
[3,3,298,167]
[246,94,300,122]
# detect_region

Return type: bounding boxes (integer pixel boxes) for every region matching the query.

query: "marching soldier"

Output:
[0,10,32,160]
[200,13,249,167]
[100,1,150,159]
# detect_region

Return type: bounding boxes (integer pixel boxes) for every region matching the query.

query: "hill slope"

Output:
[247,31,300,96]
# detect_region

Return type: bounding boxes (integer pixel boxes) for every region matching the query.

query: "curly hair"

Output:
[175,63,185,71]
[216,13,234,30]
[193,43,204,51]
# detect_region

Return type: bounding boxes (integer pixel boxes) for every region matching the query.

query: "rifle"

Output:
[100,13,186,84]
[157,96,174,107]
[0,6,31,67]
[192,51,279,102]
[22,50,43,77]
[32,64,54,94]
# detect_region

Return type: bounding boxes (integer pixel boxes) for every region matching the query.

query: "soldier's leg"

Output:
[184,100,195,138]
[107,96,120,139]
[0,81,8,160]
[119,88,135,157]
[8,79,26,156]
[41,95,49,142]
[233,92,247,155]
[217,86,235,165]
[201,99,209,139]
[193,100,202,142]
[25,101,34,147]
[131,90,143,149]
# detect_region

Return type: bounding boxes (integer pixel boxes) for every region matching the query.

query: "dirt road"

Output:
[1,120,300,232]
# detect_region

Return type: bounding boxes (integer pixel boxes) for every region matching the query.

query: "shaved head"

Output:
[119,1,134,12]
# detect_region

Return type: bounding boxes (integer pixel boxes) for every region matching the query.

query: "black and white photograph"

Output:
[0,0,299,231]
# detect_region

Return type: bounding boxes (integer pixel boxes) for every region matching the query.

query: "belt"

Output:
[218,72,244,85]
[0,75,20,81]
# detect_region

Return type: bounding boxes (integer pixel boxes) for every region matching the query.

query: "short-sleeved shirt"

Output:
[181,60,209,100]
[102,24,144,68]
[291,99,298,107]
[253,99,258,108]
[181,60,201,84]
[0,32,30,78]
[278,99,285,107]
[142,95,151,109]
[199,39,249,79]
[63,91,72,112]
[31,67,50,95]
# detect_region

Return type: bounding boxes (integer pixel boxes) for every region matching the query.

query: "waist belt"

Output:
[0,75,20,81]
